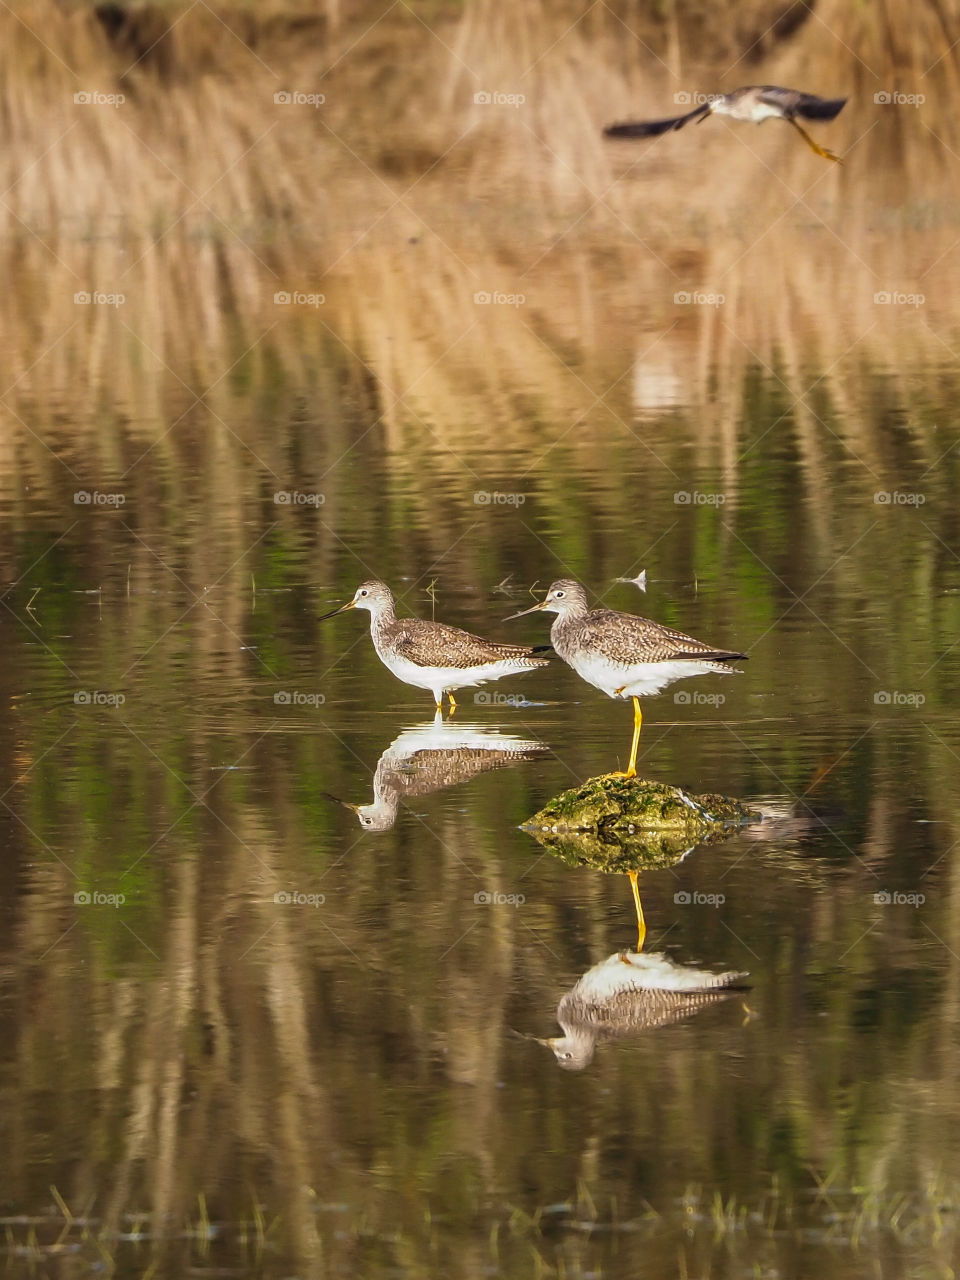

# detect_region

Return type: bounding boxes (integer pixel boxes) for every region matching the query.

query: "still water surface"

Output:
[1,326,959,1278]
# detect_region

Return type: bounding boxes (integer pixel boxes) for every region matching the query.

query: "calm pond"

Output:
[2,307,958,1278]
[2,1,960,1273]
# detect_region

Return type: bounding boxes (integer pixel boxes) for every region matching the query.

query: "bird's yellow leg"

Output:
[447,691,457,714]
[627,870,646,952]
[435,698,444,713]
[788,116,842,163]
[606,696,642,779]
[625,697,642,778]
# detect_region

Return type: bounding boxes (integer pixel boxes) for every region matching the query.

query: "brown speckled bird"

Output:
[320,580,551,712]
[507,580,746,777]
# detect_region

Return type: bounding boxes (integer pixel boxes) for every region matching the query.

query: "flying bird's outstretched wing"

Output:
[756,87,846,120]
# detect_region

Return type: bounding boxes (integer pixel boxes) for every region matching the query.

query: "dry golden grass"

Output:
[0,0,954,476]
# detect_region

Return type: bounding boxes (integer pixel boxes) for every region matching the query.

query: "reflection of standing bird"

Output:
[330,713,547,831]
[507,580,746,778]
[541,950,749,1070]
[319,580,551,712]
[604,85,847,163]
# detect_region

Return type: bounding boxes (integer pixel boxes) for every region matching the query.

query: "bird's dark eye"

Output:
[555,590,565,598]
[360,589,368,597]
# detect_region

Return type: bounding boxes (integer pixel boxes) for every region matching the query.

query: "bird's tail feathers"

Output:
[796,95,846,121]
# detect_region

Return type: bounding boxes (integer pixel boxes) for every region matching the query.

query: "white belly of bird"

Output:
[575,951,741,999]
[378,650,529,699]
[719,98,782,122]
[387,716,542,755]
[565,651,728,699]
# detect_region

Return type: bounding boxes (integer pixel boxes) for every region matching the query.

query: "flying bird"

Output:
[604,85,847,163]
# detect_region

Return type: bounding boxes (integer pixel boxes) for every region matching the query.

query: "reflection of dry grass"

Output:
[7,704,960,1276]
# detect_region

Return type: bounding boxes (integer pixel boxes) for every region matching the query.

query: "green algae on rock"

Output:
[521,775,759,870]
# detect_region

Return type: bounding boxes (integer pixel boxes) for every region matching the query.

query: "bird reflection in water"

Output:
[538,948,749,1070]
[330,712,548,831]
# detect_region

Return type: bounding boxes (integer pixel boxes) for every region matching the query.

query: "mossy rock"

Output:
[521,775,759,871]
[523,823,741,871]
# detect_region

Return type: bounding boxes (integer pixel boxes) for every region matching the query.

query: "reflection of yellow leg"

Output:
[788,116,841,163]
[625,697,642,778]
[627,870,646,952]
[448,691,457,713]
[435,698,443,712]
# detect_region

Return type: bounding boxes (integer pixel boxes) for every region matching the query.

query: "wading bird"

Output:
[320,580,551,713]
[506,579,746,777]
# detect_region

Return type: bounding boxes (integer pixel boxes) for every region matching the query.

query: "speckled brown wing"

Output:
[390,618,550,669]
[387,746,548,797]
[579,609,746,665]
[561,986,745,1034]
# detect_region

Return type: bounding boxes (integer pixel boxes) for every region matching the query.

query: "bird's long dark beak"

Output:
[321,790,360,813]
[318,599,356,621]
[503,600,546,622]
[507,1027,553,1046]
